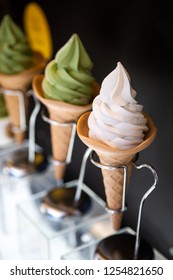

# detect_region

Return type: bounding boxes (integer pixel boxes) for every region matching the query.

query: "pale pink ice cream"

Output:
[88,62,148,150]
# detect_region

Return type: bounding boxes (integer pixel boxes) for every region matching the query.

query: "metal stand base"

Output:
[40,186,92,221]
[40,148,95,221]
[89,150,158,260]
[94,232,154,260]
[3,149,48,177]
[0,89,49,178]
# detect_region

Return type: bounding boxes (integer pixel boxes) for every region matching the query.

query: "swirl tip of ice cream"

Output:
[88,62,149,150]
[42,33,95,106]
[55,33,93,70]
[0,14,34,75]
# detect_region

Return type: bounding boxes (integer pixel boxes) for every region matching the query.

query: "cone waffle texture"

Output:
[77,111,157,230]
[0,52,46,143]
[33,74,99,180]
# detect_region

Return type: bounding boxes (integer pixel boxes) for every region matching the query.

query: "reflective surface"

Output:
[62,227,166,260]
[94,233,154,260]
[40,186,92,220]
[17,180,106,259]
[3,148,48,177]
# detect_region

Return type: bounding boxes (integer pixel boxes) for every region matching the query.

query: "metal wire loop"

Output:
[0,87,27,132]
[89,150,128,214]
[132,162,159,259]
[41,108,76,165]
[41,108,76,127]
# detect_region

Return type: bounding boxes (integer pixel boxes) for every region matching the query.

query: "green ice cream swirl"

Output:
[0,15,34,74]
[42,33,95,105]
[0,93,8,118]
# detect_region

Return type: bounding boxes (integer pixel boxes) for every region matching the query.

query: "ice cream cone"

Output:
[0,52,46,143]
[33,74,99,181]
[77,111,157,230]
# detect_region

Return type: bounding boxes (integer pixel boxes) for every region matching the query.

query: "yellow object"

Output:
[23,2,53,60]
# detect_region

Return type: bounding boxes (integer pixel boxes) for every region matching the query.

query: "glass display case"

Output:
[61,227,167,260]
[0,141,52,235]
[0,135,167,261]
[17,181,107,260]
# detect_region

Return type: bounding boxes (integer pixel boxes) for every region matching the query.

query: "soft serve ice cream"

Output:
[77,62,156,230]
[0,14,46,143]
[33,33,99,181]
[0,15,34,75]
[88,62,148,150]
[42,33,95,105]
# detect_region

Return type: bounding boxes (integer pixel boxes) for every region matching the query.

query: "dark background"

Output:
[1,0,173,259]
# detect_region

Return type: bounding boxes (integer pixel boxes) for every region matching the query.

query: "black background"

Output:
[1,0,173,259]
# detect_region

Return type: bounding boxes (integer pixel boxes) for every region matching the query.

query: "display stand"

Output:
[0,89,48,177]
[17,158,107,260]
[41,107,76,164]
[61,149,160,260]
[0,99,107,259]
[1,88,27,139]
[41,107,77,187]
[0,91,162,259]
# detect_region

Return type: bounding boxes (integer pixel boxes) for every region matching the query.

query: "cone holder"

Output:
[40,107,94,217]
[1,88,47,177]
[0,88,27,136]
[23,108,104,222]
[41,108,76,178]
[39,142,105,220]
[89,150,158,259]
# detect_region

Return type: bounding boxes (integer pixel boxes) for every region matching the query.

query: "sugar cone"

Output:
[77,111,157,230]
[33,74,100,181]
[0,52,47,143]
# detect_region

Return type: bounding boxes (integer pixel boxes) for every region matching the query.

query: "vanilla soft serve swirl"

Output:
[88,62,148,150]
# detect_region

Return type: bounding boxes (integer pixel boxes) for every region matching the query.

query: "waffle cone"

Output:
[0,52,47,143]
[77,111,157,230]
[33,74,100,180]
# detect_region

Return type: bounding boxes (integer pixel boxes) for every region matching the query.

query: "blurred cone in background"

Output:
[0,52,46,143]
